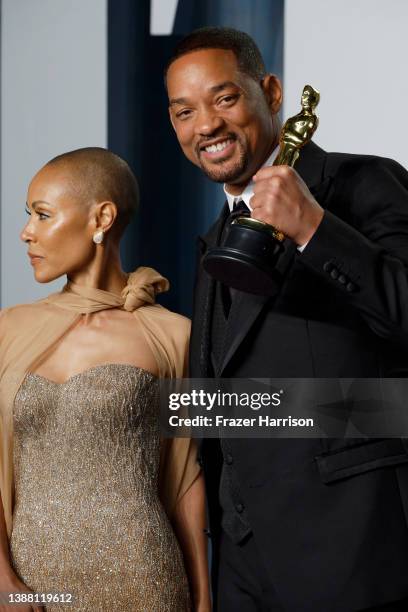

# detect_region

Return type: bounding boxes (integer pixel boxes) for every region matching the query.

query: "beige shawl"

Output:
[0,267,199,539]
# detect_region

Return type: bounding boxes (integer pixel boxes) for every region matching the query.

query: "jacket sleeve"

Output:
[300,156,408,347]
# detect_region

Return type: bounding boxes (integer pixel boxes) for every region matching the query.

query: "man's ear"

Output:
[261,74,283,114]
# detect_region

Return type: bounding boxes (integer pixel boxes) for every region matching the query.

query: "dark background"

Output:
[108,0,283,316]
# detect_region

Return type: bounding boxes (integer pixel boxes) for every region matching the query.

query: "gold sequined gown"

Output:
[10,364,191,611]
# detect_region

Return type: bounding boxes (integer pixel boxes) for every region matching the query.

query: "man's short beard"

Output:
[197,138,248,184]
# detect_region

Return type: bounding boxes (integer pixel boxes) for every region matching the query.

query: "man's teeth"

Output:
[205,139,232,153]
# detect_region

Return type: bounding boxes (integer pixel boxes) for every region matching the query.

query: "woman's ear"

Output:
[261,74,283,115]
[93,201,118,234]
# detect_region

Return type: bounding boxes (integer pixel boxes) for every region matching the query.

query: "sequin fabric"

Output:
[10,364,191,611]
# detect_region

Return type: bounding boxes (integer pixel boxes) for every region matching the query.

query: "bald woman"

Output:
[0,148,210,612]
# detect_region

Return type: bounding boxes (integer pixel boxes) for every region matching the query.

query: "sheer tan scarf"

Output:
[0,267,199,539]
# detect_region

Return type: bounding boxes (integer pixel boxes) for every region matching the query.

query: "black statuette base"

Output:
[202,222,285,296]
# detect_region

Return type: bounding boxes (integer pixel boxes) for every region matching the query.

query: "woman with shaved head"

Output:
[0,148,210,611]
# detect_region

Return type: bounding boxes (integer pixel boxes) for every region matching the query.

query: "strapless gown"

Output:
[10,364,191,611]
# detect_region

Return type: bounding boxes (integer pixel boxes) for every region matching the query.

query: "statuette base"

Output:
[202,222,285,295]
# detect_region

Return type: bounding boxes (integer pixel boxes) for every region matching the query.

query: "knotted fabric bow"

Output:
[44,267,170,314]
[121,267,169,311]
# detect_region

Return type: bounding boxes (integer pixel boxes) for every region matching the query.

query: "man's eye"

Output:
[219,94,239,106]
[176,109,192,120]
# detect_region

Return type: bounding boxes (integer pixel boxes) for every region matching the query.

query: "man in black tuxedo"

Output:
[165,27,408,611]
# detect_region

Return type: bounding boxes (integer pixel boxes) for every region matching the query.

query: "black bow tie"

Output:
[231,200,250,218]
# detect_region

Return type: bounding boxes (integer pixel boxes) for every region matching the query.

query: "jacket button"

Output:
[338,274,347,284]
[323,261,332,272]
[235,503,244,514]
[225,453,233,465]
[346,282,356,292]
[330,268,339,280]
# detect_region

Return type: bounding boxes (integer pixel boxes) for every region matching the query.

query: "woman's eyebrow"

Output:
[29,200,55,209]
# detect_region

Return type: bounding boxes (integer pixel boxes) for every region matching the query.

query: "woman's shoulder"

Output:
[133,304,190,377]
[138,303,191,337]
[1,297,53,322]
[0,298,61,339]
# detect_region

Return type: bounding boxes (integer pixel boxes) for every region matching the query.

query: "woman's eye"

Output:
[25,207,49,220]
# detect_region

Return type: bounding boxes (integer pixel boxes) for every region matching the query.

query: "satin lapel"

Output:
[295,141,333,205]
[219,290,270,375]
[192,205,229,377]
[295,141,326,188]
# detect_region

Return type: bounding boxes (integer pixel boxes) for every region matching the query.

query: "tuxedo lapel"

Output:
[296,142,333,207]
[191,205,229,377]
[219,290,270,375]
[295,141,327,188]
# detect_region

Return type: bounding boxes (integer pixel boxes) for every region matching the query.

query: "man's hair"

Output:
[46,147,139,237]
[164,26,266,85]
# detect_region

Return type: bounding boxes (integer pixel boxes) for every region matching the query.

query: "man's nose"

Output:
[194,107,224,136]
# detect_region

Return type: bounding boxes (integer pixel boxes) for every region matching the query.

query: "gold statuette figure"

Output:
[274,84,320,167]
[234,84,320,243]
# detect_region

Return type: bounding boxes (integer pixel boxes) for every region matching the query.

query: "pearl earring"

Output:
[93,230,104,245]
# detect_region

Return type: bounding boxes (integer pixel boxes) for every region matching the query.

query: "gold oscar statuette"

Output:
[235,84,320,242]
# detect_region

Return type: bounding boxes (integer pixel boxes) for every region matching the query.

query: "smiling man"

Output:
[166,27,408,612]
[168,46,278,187]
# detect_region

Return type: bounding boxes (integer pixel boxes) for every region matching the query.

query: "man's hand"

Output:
[250,165,324,246]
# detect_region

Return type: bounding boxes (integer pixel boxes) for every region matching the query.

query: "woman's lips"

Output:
[28,254,44,266]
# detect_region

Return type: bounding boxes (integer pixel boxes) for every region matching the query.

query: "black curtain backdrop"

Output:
[108,0,283,316]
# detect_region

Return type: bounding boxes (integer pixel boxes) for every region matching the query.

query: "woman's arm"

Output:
[0,491,13,580]
[171,473,211,612]
[0,493,43,611]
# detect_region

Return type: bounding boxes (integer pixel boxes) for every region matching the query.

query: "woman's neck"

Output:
[67,247,128,294]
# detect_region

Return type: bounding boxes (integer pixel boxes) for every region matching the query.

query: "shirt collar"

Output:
[223,145,279,212]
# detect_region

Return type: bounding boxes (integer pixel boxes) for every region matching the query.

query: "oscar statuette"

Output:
[202,84,320,295]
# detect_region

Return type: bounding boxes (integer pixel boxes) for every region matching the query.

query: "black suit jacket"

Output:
[190,142,408,611]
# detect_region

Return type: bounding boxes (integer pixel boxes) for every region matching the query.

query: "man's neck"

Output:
[224,143,280,199]
[224,181,250,197]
